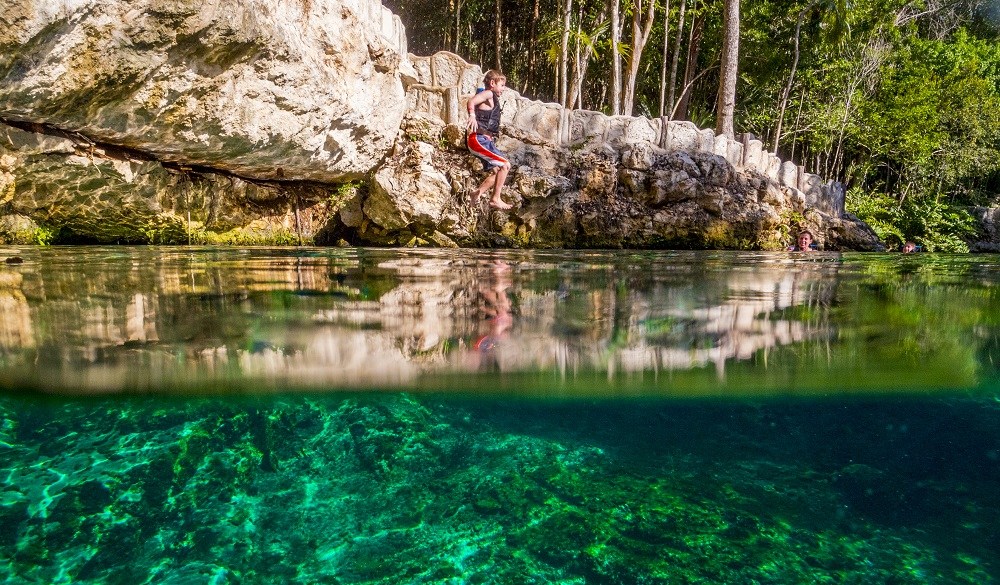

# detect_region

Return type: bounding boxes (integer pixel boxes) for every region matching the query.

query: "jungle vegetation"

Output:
[385,0,1000,251]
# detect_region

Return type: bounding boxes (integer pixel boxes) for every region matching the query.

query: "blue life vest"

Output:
[474,92,501,137]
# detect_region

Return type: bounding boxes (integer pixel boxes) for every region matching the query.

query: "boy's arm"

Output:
[466,90,493,132]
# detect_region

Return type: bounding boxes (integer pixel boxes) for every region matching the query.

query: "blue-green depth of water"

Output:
[1,246,998,583]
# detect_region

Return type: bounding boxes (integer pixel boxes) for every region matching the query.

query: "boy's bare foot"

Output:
[489,199,513,210]
[467,189,481,206]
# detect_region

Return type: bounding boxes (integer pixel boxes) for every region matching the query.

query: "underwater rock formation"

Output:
[2,392,997,583]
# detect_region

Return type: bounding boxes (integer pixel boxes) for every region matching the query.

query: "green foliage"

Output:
[846,187,904,245]
[330,180,364,207]
[540,20,611,67]
[33,226,58,246]
[898,198,979,253]
[847,186,979,252]
[2,224,59,246]
[843,25,1000,248]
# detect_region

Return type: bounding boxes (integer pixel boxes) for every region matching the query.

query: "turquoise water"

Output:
[1,247,999,583]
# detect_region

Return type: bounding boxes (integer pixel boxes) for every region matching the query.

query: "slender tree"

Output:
[832,35,887,180]
[675,10,704,120]
[658,0,672,117]
[526,0,541,94]
[666,0,687,118]
[772,0,850,154]
[568,4,608,109]
[571,4,583,107]
[495,0,503,69]
[453,0,463,53]
[560,0,573,105]
[622,0,658,115]
[716,0,739,138]
[772,7,806,154]
[610,0,622,114]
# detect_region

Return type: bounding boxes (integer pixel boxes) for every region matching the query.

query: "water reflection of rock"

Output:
[500,265,833,379]
[0,249,837,391]
[0,270,34,353]
[611,271,826,377]
[310,256,834,381]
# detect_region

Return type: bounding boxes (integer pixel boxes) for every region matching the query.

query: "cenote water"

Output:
[1,246,998,584]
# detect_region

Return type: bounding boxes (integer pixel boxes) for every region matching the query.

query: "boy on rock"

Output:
[466,70,513,210]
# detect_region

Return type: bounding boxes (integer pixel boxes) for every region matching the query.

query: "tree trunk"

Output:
[715,0,739,138]
[494,0,503,70]
[789,85,806,163]
[676,12,704,120]
[773,9,805,154]
[445,0,453,49]
[569,4,583,109]
[569,4,607,110]
[622,0,657,115]
[560,0,573,106]
[658,0,671,117]
[610,0,622,115]
[833,37,887,181]
[667,0,687,118]
[526,0,540,94]
[453,0,463,53]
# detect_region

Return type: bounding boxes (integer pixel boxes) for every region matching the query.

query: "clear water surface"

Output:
[0,246,998,583]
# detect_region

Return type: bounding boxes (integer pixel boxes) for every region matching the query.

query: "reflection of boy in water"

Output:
[473,260,513,369]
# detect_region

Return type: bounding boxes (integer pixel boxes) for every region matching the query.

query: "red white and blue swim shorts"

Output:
[467,133,509,172]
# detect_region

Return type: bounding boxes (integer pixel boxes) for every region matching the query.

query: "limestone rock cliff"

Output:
[1,1,882,250]
[1,0,410,243]
[1,0,409,181]
[327,52,882,251]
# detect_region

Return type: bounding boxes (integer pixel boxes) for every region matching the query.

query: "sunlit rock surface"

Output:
[0,124,344,243]
[0,0,409,243]
[0,0,408,182]
[330,51,883,251]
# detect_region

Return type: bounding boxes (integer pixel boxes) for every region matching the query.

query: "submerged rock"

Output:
[2,394,994,583]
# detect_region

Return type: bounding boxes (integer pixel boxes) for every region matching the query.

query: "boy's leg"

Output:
[467,133,513,209]
[489,162,512,209]
[469,169,498,206]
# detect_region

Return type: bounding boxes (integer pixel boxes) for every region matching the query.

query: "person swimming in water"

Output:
[788,230,816,251]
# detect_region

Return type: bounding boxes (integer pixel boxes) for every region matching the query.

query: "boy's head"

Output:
[797,230,814,249]
[483,70,507,94]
